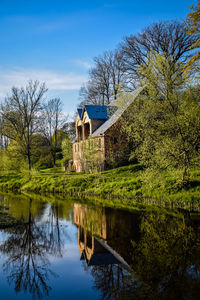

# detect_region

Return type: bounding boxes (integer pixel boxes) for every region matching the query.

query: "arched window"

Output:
[113,137,118,144]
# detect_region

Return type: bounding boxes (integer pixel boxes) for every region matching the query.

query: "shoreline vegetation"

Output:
[0,164,199,212]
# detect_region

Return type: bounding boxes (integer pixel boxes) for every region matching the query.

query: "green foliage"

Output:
[0,164,199,210]
[185,1,200,76]
[61,137,73,168]
[0,141,28,172]
[81,138,103,173]
[31,134,53,168]
[130,209,200,299]
[123,52,200,187]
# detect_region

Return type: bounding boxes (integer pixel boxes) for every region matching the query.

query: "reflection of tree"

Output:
[45,202,70,257]
[128,210,200,300]
[83,208,200,300]
[90,264,133,300]
[0,198,65,299]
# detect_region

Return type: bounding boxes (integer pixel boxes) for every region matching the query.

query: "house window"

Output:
[87,233,92,249]
[98,138,101,149]
[113,137,118,144]
[80,227,84,243]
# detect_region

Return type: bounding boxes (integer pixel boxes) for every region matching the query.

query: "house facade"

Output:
[72,87,143,172]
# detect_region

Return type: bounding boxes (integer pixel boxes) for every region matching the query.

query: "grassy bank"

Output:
[0,164,199,210]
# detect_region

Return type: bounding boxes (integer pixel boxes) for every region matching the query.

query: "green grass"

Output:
[0,164,199,210]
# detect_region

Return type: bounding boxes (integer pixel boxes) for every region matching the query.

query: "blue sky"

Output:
[0,0,197,116]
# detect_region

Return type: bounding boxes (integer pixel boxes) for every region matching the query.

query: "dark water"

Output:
[0,193,199,300]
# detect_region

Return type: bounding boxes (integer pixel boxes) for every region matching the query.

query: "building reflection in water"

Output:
[73,204,136,299]
[73,203,141,265]
[74,204,131,270]
[73,203,200,300]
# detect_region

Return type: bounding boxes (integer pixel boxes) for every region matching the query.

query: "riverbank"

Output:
[0,164,199,210]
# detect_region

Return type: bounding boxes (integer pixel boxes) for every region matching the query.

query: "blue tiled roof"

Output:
[84,105,110,120]
[77,108,82,118]
[77,105,117,120]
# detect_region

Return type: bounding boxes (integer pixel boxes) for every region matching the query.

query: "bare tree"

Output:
[78,21,196,109]
[62,121,76,138]
[42,98,67,167]
[79,81,104,107]
[0,80,47,170]
[120,21,197,85]
[79,50,128,106]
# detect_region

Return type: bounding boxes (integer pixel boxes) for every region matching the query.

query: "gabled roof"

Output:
[88,252,120,266]
[80,237,130,270]
[77,108,83,119]
[92,87,144,137]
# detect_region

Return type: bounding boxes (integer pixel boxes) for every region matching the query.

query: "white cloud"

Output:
[71,59,91,70]
[0,67,87,98]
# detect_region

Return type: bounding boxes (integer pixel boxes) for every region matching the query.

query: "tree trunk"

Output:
[182,151,190,187]
[53,152,56,167]
[27,145,31,171]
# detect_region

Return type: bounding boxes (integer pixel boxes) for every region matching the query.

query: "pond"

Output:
[0,192,199,300]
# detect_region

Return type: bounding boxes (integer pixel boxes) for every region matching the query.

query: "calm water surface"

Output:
[0,193,199,300]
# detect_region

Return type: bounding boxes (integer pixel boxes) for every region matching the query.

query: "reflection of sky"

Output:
[0,216,101,300]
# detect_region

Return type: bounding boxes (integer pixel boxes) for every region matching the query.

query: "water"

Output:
[0,192,199,300]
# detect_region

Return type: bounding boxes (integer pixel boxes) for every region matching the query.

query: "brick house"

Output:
[72,87,143,172]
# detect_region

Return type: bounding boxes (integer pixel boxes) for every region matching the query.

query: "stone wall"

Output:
[73,137,105,172]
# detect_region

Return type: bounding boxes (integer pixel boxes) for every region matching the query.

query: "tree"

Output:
[78,21,196,109]
[79,50,128,106]
[122,52,200,186]
[61,137,73,170]
[129,209,200,300]
[0,197,64,299]
[120,21,197,85]
[0,141,25,171]
[62,121,76,138]
[185,1,200,75]
[41,98,67,167]
[79,81,106,107]
[0,80,47,171]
